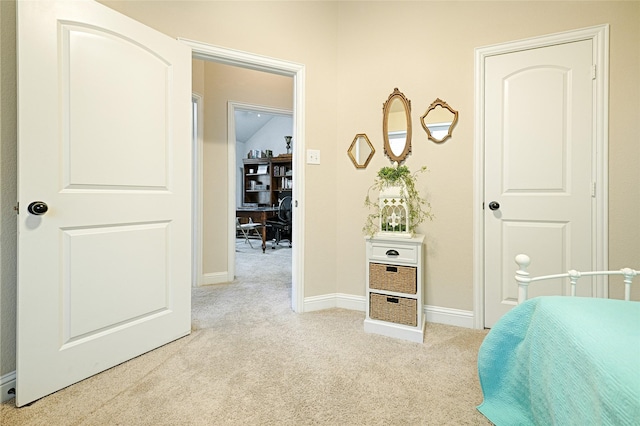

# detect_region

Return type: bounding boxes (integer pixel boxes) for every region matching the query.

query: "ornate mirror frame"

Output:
[382,88,412,163]
[347,133,375,169]
[420,98,459,143]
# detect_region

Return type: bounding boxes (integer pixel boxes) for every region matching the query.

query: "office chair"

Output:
[236,217,262,249]
[266,196,292,249]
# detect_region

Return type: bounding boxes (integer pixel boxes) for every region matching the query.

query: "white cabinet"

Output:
[364,234,425,343]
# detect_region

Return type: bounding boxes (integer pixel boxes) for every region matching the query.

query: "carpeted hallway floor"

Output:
[1,239,491,425]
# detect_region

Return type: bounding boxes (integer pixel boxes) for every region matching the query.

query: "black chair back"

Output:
[278,196,292,222]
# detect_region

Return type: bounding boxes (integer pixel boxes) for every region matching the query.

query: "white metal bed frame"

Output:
[515,254,639,303]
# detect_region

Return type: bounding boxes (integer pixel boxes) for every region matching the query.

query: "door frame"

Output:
[227,101,293,280]
[180,38,306,313]
[191,93,204,287]
[472,25,609,329]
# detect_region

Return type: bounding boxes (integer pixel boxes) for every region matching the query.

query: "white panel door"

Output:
[484,40,594,327]
[17,0,191,406]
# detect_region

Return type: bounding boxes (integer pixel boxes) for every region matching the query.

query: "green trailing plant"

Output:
[363,163,434,237]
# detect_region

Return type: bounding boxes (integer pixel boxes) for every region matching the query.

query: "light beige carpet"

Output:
[1,240,491,425]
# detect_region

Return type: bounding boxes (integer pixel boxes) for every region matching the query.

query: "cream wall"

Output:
[1,0,638,380]
[193,59,204,97]
[335,1,640,308]
[101,1,639,308]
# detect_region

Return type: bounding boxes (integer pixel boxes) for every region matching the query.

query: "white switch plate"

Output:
[307,149,321,164]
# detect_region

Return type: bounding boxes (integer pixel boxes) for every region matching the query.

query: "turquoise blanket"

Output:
[477,296,640,425]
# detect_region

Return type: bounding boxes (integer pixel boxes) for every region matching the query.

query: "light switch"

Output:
[307,149,321,164]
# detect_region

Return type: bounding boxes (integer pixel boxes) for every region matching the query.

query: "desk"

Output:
[236,207,278,252]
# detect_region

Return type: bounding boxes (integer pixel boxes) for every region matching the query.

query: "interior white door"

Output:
[16,0,191,406]
[484,40,594,327]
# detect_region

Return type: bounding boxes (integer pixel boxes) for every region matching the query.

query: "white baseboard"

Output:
[1,371,16,403]
[303,294,474,329]
[303,293,365,312]
[424,305,474,329]
[201,272,232,286]
[335,293,366,311]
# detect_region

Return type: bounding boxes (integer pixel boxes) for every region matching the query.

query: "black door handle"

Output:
[488,201,500,211]
[27,201,48,215]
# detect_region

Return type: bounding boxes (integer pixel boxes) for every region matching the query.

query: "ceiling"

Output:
[234,110,278,143]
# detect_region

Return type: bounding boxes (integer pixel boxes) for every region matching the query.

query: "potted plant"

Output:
[363,162,433,237]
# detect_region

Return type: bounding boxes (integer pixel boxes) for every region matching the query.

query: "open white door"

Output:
[16,0,191,406]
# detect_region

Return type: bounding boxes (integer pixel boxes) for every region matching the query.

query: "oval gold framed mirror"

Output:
[420,98,458,143]
[382,88,412,163]
[348,133,375,169]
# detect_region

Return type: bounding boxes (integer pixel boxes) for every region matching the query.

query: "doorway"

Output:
[183,39,306,313]
[472,25,609,328]
[230,102,293,280]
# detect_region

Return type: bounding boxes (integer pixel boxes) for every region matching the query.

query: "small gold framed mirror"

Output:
[348,133,375,169]
[420,98,458,143]
[382,88,412,163]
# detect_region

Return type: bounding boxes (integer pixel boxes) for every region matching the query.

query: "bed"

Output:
[477,255,640,425]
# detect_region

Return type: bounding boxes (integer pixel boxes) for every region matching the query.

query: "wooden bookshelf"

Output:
[242,156,292,207]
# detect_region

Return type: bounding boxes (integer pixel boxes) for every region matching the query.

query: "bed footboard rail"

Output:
[515,254,639,303]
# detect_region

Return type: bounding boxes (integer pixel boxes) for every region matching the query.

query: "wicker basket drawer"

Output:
[369,293,417,326]
[369,263,417,294]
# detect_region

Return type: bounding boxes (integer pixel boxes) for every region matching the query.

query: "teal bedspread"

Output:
[477,296,640,425]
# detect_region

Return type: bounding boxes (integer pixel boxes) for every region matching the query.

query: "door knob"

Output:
[27,201,48,215]
[488,201,500,211]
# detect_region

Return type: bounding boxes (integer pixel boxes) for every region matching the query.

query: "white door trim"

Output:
[227,101,293,281]
[473,25,609,329]
[179,39,306,313]
[192,93,204,287]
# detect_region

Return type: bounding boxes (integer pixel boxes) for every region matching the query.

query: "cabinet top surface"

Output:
[243,156,292,164]
[366,234,425,244]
